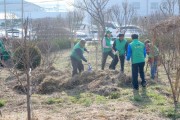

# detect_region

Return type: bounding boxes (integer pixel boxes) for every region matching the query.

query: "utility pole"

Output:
[178,0,180,15]
[4,0,7,37]
[146,0,149,16]
[21,0,24,39]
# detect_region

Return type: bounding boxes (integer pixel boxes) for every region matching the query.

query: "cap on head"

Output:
[131,34,138,39]
[106,30,112,34]
[117,33,124,37]
[144,39,150,44]
[80,39,86,42]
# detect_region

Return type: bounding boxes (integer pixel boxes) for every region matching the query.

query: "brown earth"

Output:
[0,67,169,120]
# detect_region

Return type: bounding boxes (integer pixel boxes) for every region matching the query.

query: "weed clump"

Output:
[0,100,5,107]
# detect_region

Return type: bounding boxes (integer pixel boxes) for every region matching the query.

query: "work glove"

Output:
[115,51,119,55]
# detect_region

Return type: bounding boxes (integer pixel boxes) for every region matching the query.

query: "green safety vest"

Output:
[103,37,112,53]
[115,39,127,55]
[0,39,5,53]
[130,39,145,64]
[71,42,84,61]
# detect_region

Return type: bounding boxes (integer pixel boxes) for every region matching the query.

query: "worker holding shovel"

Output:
[109,33,128,73]
[70,39,89,76]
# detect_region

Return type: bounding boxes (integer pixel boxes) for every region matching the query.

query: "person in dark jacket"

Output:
[109,33,128,72]
[70,40,88,76]
[102,30,114,70]
[127,34,146,90]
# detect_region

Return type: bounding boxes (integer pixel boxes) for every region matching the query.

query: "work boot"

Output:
[142,82,147,88]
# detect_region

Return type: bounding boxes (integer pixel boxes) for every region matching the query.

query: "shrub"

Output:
[13,45,41,71]
[37,39,80,53]
[53,39,71,50]
[37,40,59,54]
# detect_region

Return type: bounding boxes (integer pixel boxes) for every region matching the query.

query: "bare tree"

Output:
[24,18,31,120]
[152,17,180,119]
[110,2,135,28]
[73,0,110,40]
[160,0,177,16]
[66,8,85,48]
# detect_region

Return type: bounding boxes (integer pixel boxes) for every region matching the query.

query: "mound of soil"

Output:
[39,77,60,94]
[6,67,132,96]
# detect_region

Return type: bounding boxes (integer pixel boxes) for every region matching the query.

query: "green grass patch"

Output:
[68,96,78,103]
[78,97,93,107]
[109,92,120,99]
[147,91,166,106]
[77,93,106,106]
[0,99,5,107]
[45,98,63,105]
[95,95,107,104]
[68,93,107,107]
[161,107,180,119]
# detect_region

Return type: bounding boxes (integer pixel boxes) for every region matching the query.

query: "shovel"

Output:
[87,51,92,72]
[88,63,92,72]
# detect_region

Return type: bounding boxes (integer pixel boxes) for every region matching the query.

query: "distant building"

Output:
[0,0,69,19]
[108,0,179,16]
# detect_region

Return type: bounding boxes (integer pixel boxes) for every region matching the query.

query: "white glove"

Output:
[115,51,119,55]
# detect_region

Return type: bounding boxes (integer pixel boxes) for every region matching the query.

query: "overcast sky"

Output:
[25,0,74,11]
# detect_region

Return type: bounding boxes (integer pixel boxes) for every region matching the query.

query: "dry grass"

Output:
[0,44,178,120]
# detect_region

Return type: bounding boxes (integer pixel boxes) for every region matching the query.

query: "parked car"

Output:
[120,25,144,39]
[7,28,20,38]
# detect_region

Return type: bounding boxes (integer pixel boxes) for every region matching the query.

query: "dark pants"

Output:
[71,57,84,76]
[101,51,114,70]
[0,53,4,67]
[109,55,125,72]
[132,62,146,90]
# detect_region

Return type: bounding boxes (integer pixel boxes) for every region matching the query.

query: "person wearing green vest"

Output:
[109,33,128,72]
[70,40,89,76]
[102,30,114,70]
[127,34,146,90]
[0,37,7,67]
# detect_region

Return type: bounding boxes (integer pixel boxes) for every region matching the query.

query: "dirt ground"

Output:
[0,65,172,120]
[0,44,174,120]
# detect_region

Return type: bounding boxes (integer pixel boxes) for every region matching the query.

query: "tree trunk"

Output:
[24,18,31,120]
[174,100,178,120]
[26,69,31,120]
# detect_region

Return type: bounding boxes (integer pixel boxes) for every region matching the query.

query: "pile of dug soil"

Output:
[5,67,132,96]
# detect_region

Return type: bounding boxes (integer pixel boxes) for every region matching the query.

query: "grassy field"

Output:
[0,43,179,120]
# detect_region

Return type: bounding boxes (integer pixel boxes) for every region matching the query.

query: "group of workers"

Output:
[70,30,159,90]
